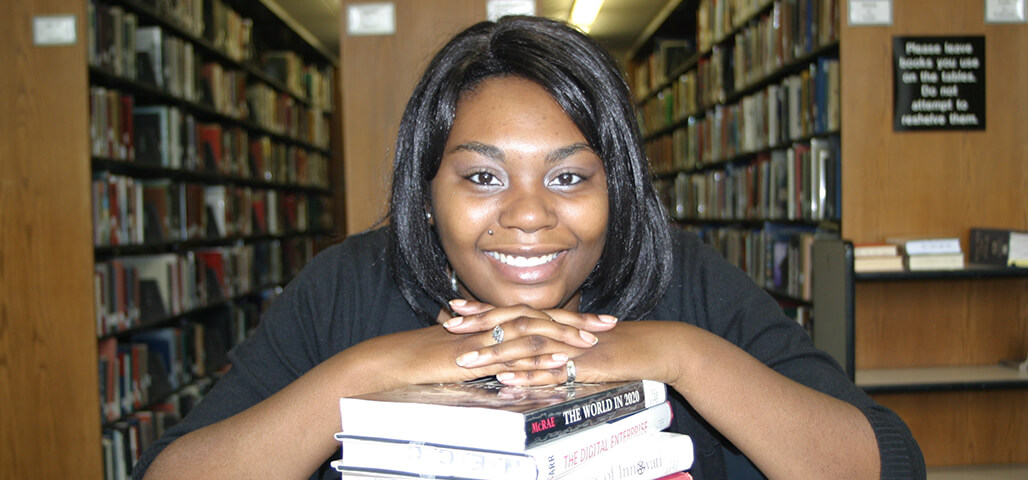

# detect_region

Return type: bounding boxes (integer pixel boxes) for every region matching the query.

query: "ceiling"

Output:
[271,0,673,63]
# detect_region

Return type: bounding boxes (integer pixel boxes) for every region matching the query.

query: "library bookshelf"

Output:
[0,0,341,478]
[86,0,340,477]
[629,0,841,331]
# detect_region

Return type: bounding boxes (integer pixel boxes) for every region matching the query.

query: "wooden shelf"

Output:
[857,365,1028,394]
[927,463,1028,480]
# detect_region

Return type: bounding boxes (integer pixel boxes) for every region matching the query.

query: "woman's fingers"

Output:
[444,303,617,338]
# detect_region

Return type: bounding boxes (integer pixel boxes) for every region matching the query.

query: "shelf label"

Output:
[33,15,77,46]
[893,36,986,131]
[985,0,1027,23]
[848,0,892,26]
[347,2,396,36]
[487,0,536,21]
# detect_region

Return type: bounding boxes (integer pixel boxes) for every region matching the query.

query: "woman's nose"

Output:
[496,182,557,233]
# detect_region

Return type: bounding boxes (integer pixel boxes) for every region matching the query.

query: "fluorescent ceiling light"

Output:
[569,0,604,32]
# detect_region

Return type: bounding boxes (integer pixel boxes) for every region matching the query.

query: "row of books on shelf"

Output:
[332,379,694,480]
[641,54,839,167]
[94,237,312,335]
[682,223,829,302]
[97,299,256,422]
[102,375,215,480]
[632,0,839,99]
[656,137,840,224]
[92,171,332,246]
[853,228,1028,273]
[91,85,329,175]
[89,0,334,111]
[697,0,839,56]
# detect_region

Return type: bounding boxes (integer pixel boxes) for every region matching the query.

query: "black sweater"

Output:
[133,227,925,479]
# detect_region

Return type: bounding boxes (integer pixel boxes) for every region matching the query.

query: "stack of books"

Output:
[853,243,904,273]
[887,236,965,271]
[331,378,694,480]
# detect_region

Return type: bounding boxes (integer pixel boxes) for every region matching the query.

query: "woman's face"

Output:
[430,76,608,311]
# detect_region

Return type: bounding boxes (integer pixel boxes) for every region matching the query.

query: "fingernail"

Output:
[598,315,618,324]
[456,351,478,367]
[443,316,464,328]
[551,352,569,363]
[449,299,468,307]
[496,372,515,382]
[579,330,598,345]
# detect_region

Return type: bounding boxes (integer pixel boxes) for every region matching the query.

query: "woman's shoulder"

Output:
[294,227,392,282]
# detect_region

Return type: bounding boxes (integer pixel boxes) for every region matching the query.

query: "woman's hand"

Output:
[442,300,683,386]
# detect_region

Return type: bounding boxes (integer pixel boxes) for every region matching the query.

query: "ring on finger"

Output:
[491,324,505,344]
[565,359,576,385]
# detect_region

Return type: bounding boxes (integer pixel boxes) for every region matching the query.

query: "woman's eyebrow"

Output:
[448,142,593,164]
[449,142,504,161]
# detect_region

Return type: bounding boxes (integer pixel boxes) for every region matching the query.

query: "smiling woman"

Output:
[133,15,925,480]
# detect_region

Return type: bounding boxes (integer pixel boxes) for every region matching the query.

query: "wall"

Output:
[339,0,492,234]
[0,0,102,477]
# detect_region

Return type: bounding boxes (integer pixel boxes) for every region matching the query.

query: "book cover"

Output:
[969,228,1028,267]
[885,236,962,256]
[332,401,674,480]
[905,252,964,271]
[339,379,667,453]
[854,255,905,273]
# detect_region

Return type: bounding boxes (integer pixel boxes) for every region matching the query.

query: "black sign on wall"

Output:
[893,36,986,131]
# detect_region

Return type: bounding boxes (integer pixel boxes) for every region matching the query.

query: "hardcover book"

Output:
[338,379,667,453]
[970,228,1028,267]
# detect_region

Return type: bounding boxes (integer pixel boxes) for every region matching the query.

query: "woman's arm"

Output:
[445,305,882,480]
[143,311,605,480]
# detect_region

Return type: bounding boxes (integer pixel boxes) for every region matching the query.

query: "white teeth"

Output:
[488,251,559,267]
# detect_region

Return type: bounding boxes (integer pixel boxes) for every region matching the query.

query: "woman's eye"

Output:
[466,171,501,186]
[551,172,585,186]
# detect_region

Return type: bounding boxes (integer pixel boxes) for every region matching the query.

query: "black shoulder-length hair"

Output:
[386,15,672,321]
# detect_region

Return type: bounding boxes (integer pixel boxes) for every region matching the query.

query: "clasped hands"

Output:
[439,299,657,387]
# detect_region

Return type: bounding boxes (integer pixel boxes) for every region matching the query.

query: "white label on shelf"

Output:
[347,2,396,36]
[487,0,536,21]
[848,0,893,26]
[985,0,1027,23]
[33,15,77,46]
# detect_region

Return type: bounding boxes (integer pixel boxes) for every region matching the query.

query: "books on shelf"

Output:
[969,227,1028,267]
[853,243,904,273]
[885,235,962,256]
[886,235,965,271]
[904,252,965,271]
[338,379,668,453]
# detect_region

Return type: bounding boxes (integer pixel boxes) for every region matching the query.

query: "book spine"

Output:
[523,380,667,447]
[969,228,1012,266]
[531,401,673,480]
[555,431,694,480]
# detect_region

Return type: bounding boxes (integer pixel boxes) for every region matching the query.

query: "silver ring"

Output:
[491,325,505,344]
[565,359,576,385]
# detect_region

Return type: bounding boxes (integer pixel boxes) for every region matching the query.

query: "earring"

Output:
[450,269,458,294]
[426,212,433,220]
[487,229,493,235]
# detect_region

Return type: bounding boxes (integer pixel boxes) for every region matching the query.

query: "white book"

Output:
[332,401,674,480]
[554,431,693,480]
